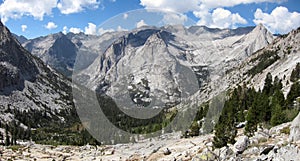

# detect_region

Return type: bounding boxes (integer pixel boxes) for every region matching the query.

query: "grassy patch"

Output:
[280,126,290,135]
[7,145,24,152]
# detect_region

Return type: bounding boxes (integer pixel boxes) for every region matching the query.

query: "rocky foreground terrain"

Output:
[1,113,300,161]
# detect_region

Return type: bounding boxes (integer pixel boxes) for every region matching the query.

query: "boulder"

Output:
[218,146,234,160]
[163,148,171,155]
[234,136,249,154]
[269,122,291,135]
[289,112,300,142]
[243,147,260,156]
[236,121,247,129]
[260,145,275,155]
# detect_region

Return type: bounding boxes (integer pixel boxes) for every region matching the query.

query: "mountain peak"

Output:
[145,32,166,46]
[0,21,40,95]
[253,23,268,33]
[0,21,13,43]
[245,23,274,44]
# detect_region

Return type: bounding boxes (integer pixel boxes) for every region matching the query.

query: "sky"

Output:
[0,0,300,39]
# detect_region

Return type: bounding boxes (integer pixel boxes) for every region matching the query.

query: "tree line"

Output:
[213,69,300,148]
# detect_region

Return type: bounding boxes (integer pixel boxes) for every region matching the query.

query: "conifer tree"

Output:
[263,72,273,95]
[270,104,285,126]
[291,63,300,82]
[286,82,300,108]
[213,94,237,148]
[5,124,10,146]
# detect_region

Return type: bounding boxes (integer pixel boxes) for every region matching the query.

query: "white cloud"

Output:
[69,27,83,34]
[0,0,102,23]
[45,21,58,30]
[140,0,200,13]
[57,0,100,14]
[140,0,285,28]
[110,0,116,2]
[84,22,97,35]
[253,6,300,34]
[162,13,188,25]
[136,20,147,28]
[62,26,68,34]
[194,8,247,28]
[140,0,285,13]
[98,28,114,35]
[21,25,27,32]
[199,0,285,9]
[123,13,128,19]
[0,0,57,23]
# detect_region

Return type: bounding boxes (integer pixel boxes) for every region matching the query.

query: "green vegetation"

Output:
[248,50,280,76]
[0,106,100,146]
[97,94,177,134]
[213,85,253,148]
[290,63,300,82]
[32,124,100,146]
[183,103,209,138]
[280,126,290,135]
[213,70,300,148]
[213,96,238,148]
[286,82,300,108]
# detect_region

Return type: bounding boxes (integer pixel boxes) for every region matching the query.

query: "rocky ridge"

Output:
[0,21,78,142]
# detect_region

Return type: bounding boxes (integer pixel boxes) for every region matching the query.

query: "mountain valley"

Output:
[0,19,299,160]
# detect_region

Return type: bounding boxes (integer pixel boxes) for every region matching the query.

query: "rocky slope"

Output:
[11,33,27,44]
[19,31,128,77]
[73,24,273,111]
[0,115,300,161]
[0,21,77,139]
[222,26,300,95]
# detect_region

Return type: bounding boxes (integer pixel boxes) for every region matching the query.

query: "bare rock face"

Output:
[0,62,21,90]
[21,30,127,77]
[0,20,76,128]
[289,113,300,142]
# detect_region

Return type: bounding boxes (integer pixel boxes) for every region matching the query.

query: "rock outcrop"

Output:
[289,112,300,142]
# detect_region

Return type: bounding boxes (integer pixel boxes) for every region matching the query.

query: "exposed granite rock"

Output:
[234,136,250,154]
[290,113,300,142]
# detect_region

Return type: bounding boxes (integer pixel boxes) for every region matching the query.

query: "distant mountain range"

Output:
[15,24,274,108]
[73,24,274,109]
[3,21,300,146]
[17,31,127,77]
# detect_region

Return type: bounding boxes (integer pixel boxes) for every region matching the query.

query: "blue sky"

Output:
[0,0,300,39]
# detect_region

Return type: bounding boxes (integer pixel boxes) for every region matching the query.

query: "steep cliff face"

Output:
[0,21,76,127]
[0,22,39,94]
[20,30,128,77]
[73,24,274,109]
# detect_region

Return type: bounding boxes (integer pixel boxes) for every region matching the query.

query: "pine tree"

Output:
[272,89,285,107]
[263,73,273,95]
[286,82,300,108]
[291,63,300,82]
[270,104,285,126]
[245,92,266,136]
[5,124,10,146]
[25,125,31,140]
[273,76,283,91]
[213,97,237,148]
[189,121,200,137]
[261,93,271,122]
